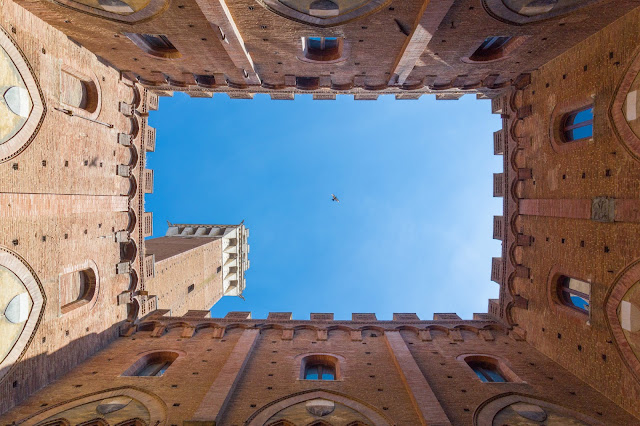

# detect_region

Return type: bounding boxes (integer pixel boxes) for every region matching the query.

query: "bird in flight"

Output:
[331,194,340,203]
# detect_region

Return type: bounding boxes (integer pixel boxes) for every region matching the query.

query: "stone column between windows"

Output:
[384,331,452,426]
[186,328,260,424]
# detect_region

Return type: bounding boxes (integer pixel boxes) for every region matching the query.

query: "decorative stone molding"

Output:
[246,390,392,426]
[592,196,616,223]
[474,393,604,426]
[17,387,167,424]
[0,248,45,385]
[482,0,601,25]
[52,0,169,23]
[0,26,45,163]
[256,0,390,27]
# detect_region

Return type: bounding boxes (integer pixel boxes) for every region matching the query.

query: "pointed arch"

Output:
[15,387,167,424]
[0,247,45,384]
[474,392,605,425]
[246,390,393,426]
[0,25,45,163]
[604,259,640,382]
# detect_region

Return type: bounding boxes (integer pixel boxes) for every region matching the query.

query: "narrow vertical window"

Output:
[562,106,593,142]
[558,276,590,314]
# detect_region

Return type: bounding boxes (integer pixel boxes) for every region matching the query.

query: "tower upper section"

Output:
[166,223,250,297]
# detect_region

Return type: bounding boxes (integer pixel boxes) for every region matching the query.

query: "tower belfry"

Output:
[144,223,250,316]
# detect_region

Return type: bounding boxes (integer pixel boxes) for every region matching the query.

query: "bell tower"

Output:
[144,223,249,316]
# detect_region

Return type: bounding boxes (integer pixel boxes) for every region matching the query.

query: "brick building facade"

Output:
[2,0,640,424]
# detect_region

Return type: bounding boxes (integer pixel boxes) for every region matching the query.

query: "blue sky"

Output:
[146,93,502,321]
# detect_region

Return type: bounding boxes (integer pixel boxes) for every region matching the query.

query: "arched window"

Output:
[305,362,335,380]
[469,36,514,62]
[124,33,181,59]
[558,275,590,314]
[459,355,521,383]
[468,360,507,382]
[562,106,593,142]
[303,37,343,62]
[300,354,339,380]
[59,268,97,314]
[60,69,99,114]
[123,351,179,377]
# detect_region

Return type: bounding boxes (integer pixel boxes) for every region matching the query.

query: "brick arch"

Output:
[255,0,391,28]
[482,0,602,25]
[474,392,604,426]
[51,0,169,23]
[604,259,640,382]
[610,45,640,162]
[0,25,46,163]
[0,247,45,385]
[246,390,392,426]
[17,387,167,425]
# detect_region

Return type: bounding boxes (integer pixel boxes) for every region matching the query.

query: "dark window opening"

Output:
[562,106,593,142]
[188,284,195,293]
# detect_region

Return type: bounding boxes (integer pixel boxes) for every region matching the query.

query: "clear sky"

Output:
[146,92,502,321]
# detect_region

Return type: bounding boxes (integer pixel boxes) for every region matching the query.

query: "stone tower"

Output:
[145,223,250,316]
